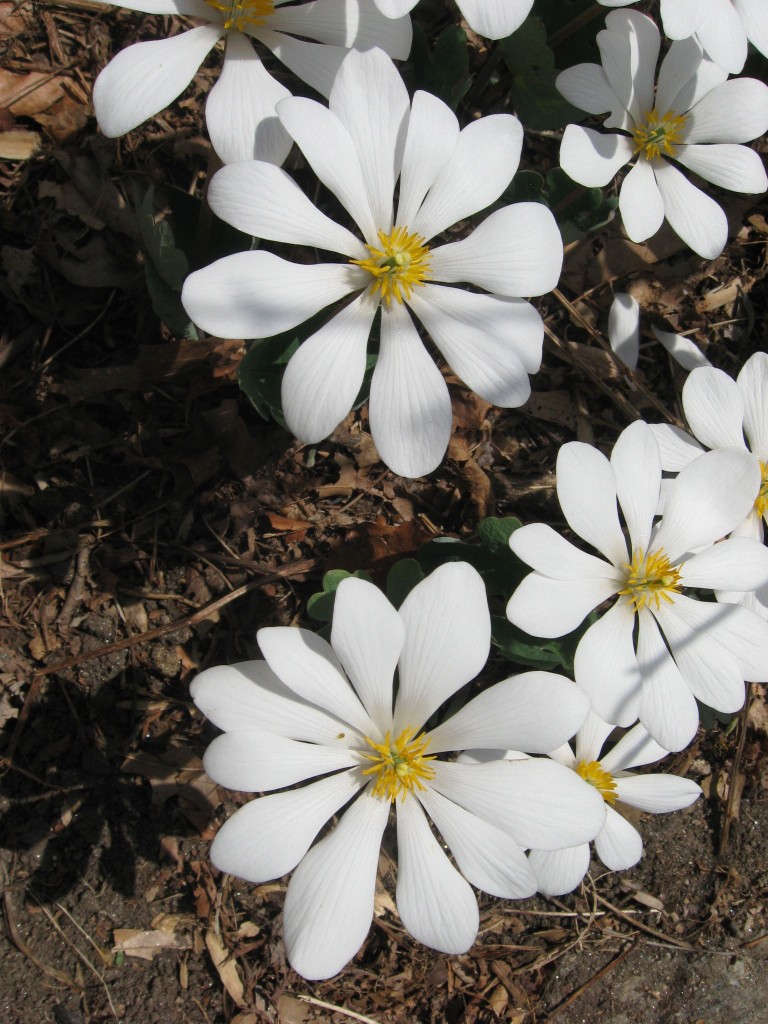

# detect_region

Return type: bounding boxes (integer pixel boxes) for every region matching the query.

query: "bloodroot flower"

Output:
[374,0,534,40]
[556,10,768,259]
[92,0,411,164]
[192,563,605,979]
[506,420,768,752]
[182,47,562,477]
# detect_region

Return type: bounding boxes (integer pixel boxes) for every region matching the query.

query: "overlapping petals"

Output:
[374,0,534,40]
[192,562,605,979]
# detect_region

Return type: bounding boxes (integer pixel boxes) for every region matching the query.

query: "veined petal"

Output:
[207,161,365,256]
[506,573,619,639]
[696,3,748,75]
[280,293,376,443]
[457,0,534,39]
[675,144,768,194]
[394,562,490,733]
[600,721,668,773]
[202,729,358,791]
[102,0,211,12]
[373,0,415,15]
[283,788,389,980]
[739,351,768,459]
[529,845,590,896]
[410,115,523,240]
[637,609,700,751]
[559,125,634,188]
[594,806,643,870]
[93,25,221,137]
[653,159,727,260]
[509,523,621,582]
[682,538,768,592]
[182,252,357,340]
[653,447,760,561]
[656,37,716,114]
[255,27,346,98]
[736,0,768,59]
[574,710,616,765]
[614,774,701,813]
[258,626,377,736]
[397,91,460,228]
[619,159,665,244]
[209,770,364,883]
[330,575,404,726]
[270,0,412,57]
[682,365,747,451]
[685,77,768,144]
[659,0,708,38]
[191,662,360,744]
[556,63,621,117]
[574,601,642,727]
[417,786,538,899]
[368,302,452,478]
[396,797,478,954]
[430,204,563,298]
[652,326,712,371]
[600,10,660,124]
[611,420,661,553]
[426,672,590,755]
[556,441,628,565]
[608,292,640,369]
[206,34,292,166]
[431,758,606,850]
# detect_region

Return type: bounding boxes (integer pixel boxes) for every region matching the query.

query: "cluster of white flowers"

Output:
[91,0,768,982]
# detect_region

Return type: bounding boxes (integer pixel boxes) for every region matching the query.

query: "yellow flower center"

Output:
[205,0,273,31]
[632,108,687,161]
[576,760,618,804]
[755,461,768,519]
[617,547,683,612]
[351,226,432,307]
[361,728,436,802]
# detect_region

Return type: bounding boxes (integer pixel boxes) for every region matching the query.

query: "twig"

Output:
[56,534,95,628]
[2,890,82,991]
[296,995,384,1024]
[596,895,694,950]
[719,682,753,857]
[542,939,638,1021]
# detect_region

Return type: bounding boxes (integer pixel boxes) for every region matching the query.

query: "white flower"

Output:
[598,0,768,73]
[607,292,712,371]
[557,10,768,259]
[92,0,411,164]
[650,353,768,617]
[181,47,562,478]
[530,712,702,895]
[506,420,768,752]
[191,562,605,980]
[374,0,534,40]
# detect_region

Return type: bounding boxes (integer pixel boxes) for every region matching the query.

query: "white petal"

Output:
[608,292,639,369]
[681,365,747,450]
[556,441,628,566]
[257,626,376,736]
[655,37,715,114]
[575,601,642,727]
[457,0,534,39]
[206,34,292,166]
[191,661,358,744]
[283,789,389,980]
[611,420,661,553]
[619,159,666,244]
[417,786,537,899]
[397,91,460,228]
[685,77,768,144]
[739,351,768,459]
[426,672,590,755]
[559,125,634,188]
[431,759,606,851]
[614,773,701,813]
[256,28,346,98]
[659,0,707,38]
[506,573,619,639]
[394,562,490,732]
[103,0,210,11]
[676,143,767,194]
[202,729,358,791]
[637,609,700,751]
[653,447,760,560]
[509,523,621,581]
[281,294,376,443]
[368,302,452,478]
[411,115,523,240]
[329,48,410,232]
[330,575,404,726]
[600,9,660,123]
[181,252,357,339]
[395,797,478,954]
[271,0,412,57]
[430,204,563,298]
[556,63,621,117]
[529,845,590,896]
[209,771,364,882]
[374,0,416,16]
[652,326,712,371]
[683,538,768,592]
[653,160,728,260]
[735,0,768,59]
[93,26,221,137]
[600,721,669,773]
[574,711,616,765]
[594,806,643,870]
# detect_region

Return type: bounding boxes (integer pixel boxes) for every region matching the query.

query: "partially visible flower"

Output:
[529,712,702,895]
[650,353,768,617]
[182,47,562,477]
[557,10,768,259]
[191,563,604,979]
[598,0,768,73]
[607,293,712,372]
[374,0,534,40]
[506,420,768,751]
[93,0,411,164]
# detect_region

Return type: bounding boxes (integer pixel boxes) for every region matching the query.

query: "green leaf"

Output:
[533,0,603,68]
[492,616,574,672]
[306,569,372,622]
[410,23,471,111]
[543,167,618,244]
[143,260,198,340]
[418,517,527,598]
[386,559,425,609]
[137,187,189,290]
[238,334,301,426]
[500,17,585,130]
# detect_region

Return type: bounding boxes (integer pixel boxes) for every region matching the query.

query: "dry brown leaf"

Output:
[0,2,26,39]
[205,929,246,1008]
[0,129,41,160]
[121,748,221,835]
[275,996,314,1024]
[113,928,192,961]
[0,69,86,142]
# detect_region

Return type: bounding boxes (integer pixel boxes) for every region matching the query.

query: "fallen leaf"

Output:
[0,2,26,39]
[0,129,41,160]
[275,996,314,1024]
[113,928,191,961]
[205,929,246,1008]
[0,69,86,143]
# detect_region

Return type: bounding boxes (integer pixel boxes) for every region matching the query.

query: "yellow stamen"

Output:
[576,760,618,804]
[632,108,687,161]
[617,547,683,612]
[205,0,273,31]
[351,226,431,307]
[361,728,436,802]
[755,461,768,519]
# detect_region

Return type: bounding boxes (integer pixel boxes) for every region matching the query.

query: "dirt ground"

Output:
[2,1,768,1022]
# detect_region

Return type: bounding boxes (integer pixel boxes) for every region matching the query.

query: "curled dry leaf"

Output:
[205,929,246,1008]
